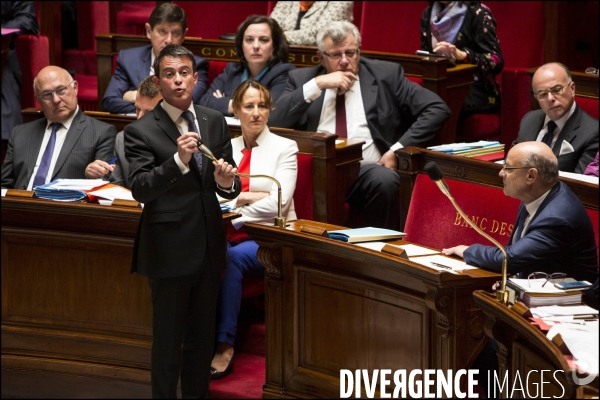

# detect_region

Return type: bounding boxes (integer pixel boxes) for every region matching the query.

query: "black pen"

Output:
[430,262,453,270]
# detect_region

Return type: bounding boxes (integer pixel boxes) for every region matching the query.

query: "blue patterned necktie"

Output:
[541,120,557,148]
[181,110,202,172]
[33,122,62,188]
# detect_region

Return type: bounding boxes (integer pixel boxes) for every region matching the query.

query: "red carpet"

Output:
[210,301,266,399]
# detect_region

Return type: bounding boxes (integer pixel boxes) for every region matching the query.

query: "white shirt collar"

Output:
[543,101,576,130]
[525,186,552,219]
[47,106,79,132]
[161,100,196,124]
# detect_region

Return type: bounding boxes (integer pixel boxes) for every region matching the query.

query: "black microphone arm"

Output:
[198,140,286,228]
[424,162,509,304]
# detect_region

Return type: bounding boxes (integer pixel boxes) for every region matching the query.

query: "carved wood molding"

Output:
[256,244,282,279]
[425,288,454,339]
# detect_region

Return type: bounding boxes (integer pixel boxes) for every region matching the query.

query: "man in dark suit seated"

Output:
[125,44,240,399]
[268,21,451,229]
[1,66,116,189]
[442,141,597,283]
[110,76,162,188]
[101,3,209,115]
[512,62,599,174]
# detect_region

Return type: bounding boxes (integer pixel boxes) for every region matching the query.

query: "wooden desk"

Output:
[243,219,501,399]
[20,108,364,226]
[395,146,599,229]
[0,196,239,391]
[473,290,599,399]
[95,34,475,144]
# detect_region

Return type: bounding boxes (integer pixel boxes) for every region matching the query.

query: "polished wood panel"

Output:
[95,34,475,144]
[243,219,501,399]
[473,291,599,399]
[395,146,599,229]
[0,196,239,391]
[20,108,364,226]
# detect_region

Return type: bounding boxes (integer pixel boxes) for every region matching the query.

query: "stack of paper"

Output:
[428,141,505,159]
[328,227,406,243]
[34,179,107,202]
[507,278,583,307]
[220,204,234,213]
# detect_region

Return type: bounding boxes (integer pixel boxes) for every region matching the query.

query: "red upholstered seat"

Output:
[208,60,229,87]
[586,209,600,249]
[404,174,521,249]
[14,34,49,109]
[173,2,269,39]
[75,75,99,112]
[576,96,599,120]
[116,1,155,35]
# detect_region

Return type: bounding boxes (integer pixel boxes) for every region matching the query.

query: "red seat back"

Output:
[360,2,423,54]
[14,34,49,109]
[208,60,229,87]
[404,174,520,249]
[173,1,269,38]
[586,208,599,249]
[294,153,314,220]
[116,1,155,35]
[576,96,599,119]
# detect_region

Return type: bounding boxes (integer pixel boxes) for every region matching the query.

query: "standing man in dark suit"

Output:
[125,44,240,399]
[269,21,451,229]
[1,66,116,189]
[101,3,209,114]
[512,62,598,174]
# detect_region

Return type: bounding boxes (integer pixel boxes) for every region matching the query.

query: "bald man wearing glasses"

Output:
[1,66,116,189]
[443,141,597,284]
[512,62,598,174]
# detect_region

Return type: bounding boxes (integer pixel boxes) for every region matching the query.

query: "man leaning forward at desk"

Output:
[125,44,240,399]
[1,66,116,190]
[442,141,598,284]
[268,21,451,230]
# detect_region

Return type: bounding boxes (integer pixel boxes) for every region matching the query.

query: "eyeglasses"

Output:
[527,271,567,288]
[501,162,534,172]
[533,82,571,101]
[322,49,360,61]
[37,81,75,102]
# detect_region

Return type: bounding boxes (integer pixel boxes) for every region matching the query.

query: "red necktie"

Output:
[335,93,347,138]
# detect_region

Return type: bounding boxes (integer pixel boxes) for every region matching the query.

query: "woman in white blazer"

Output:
[211,80,298,379]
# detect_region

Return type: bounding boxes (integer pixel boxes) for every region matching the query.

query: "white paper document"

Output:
[530,305,599,317]
[408,255,478,273]
[50,179,106,190]
[356,242,440,257]
[225,116,241,126]
[546,321,599,375]
[88,186,134,201]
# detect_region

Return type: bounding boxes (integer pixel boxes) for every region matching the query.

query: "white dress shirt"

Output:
[536,101,576,148]
[160,100,200,175]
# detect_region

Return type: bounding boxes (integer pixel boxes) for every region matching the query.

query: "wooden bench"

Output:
[95,33,476,145]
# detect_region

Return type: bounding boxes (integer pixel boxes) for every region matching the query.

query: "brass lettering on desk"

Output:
[229,49,237,58]
[216,48,226,57]
[453,212,514,237]
[201,47,211,56]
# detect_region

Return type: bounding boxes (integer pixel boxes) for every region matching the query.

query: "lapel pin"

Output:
[202,116,207,121]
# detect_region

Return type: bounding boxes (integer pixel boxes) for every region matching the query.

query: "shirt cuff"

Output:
[174,152,190,174]
[390,142,403,152]
[217,181,236,193]
[303,78,322,102]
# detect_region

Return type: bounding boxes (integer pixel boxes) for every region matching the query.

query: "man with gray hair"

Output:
[443,141,597,283]
[1,65,116,189]
[269,21,451,229]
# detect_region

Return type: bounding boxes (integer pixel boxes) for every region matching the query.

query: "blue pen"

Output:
[108,157,118,165]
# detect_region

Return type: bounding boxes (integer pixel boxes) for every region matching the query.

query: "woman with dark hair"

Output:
[210,80,298,379]
[200,15,295,116]
[420,1,504,116]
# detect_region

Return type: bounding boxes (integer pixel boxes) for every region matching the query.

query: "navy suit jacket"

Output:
[101,45,209,114]
[199,61,296,115]
[1,110,116,189]
[125,101,241,278]
[464,181,598,282]
[513,105,599,174]
[268,57,451,155]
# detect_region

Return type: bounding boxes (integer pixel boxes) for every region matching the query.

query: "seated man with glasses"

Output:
[1,66,116,189]
[269,21,451,229]
[512,62,598,174]
[443,141,597,284]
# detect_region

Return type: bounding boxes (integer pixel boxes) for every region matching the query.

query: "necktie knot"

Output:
[181,111,199,134]
[50,122,62,133]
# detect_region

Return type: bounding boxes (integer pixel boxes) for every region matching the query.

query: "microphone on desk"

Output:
[424,161,509,304]
[197,140,286,228]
